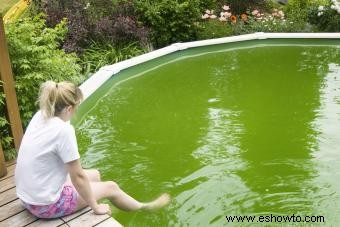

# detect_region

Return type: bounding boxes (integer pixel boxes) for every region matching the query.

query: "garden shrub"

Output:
[134,0,201,48]
[94,0,149,46]
[284,0,313,30]
[30,0,149,54]
[2,14,83,159]
[197,0,217,13]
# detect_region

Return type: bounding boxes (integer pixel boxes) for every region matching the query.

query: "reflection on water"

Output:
[311,63,340,222]
[74,42,340,226]
[173,108,248,226]
[236,46,323,217]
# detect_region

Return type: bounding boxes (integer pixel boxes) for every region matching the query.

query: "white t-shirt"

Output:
[15,111,80,205]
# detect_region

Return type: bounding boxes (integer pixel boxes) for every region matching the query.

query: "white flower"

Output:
[202,14,210,19]
[278,10,284,17]
[205,9,211,14]
[210,15,217,19]
[219,16,227,22]
[84,2,90,9]
[318,5,324,11]
[317,11,324,16]
[331,5,336,9]
[222,5,230,11]
[224,12,232,18]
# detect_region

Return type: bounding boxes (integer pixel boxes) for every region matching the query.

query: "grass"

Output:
[0,0,19,15]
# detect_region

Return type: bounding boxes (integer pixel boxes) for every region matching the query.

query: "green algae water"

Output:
[73,39,340,226]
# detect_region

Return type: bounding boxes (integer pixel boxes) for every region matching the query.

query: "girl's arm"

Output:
[65,159,109,214]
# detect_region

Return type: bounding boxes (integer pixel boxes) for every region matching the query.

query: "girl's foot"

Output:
[142,193,171,211]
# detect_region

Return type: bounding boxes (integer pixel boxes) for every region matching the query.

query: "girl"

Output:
[15,81,170,219]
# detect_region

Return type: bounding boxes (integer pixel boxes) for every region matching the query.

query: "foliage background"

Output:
[1,14,83,159]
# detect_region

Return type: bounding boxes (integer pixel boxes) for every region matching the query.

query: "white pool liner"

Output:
[79,32,340,100]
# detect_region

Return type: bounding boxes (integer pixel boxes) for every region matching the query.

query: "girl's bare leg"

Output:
[75,181,170,211]
[66,169,101,183]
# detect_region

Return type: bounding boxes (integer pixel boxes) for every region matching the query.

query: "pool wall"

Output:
[79,32,340,100]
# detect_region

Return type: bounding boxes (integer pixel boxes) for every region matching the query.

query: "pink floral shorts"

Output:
[22,185,78,219]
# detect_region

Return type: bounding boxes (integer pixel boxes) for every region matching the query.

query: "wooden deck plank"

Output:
[5,160,16,167]
[0,176,15,193]
[61,207,91,222]
[0,187,16,206]
[66,211,110,227]
[26,217,64,227]
[0,209,38,226]
[94,218,123,227]
[0,164,15,181]
[0,199,25,221]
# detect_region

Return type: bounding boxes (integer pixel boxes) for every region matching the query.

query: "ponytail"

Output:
[38,81,83,119]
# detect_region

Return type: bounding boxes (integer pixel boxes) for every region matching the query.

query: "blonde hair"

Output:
[39,81,83,118]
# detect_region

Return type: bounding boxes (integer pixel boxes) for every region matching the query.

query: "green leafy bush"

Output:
[134,0,201,48]
[197,0,217,12]
[284,0,312,29]
[5,14,83,126]
[2,14,83,159]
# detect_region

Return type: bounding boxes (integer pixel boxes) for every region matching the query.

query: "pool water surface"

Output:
[74,39,340,226]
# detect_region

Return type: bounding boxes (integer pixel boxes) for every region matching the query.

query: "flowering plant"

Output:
[308,0,340,31]
[201,5,247,24]
[201,5,287,31]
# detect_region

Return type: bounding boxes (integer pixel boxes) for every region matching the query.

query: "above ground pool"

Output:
[73,38,340,226]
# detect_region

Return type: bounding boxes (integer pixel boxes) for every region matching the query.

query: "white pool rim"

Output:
[79,32,340,101]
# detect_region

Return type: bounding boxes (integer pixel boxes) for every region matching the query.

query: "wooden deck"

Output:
[0,161,122,227]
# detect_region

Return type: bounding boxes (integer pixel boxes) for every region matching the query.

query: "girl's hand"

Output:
[93,203,111,215]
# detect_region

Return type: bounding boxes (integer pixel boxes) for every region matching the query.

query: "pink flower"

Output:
[252,9,259,16]
[210,15,217,19]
